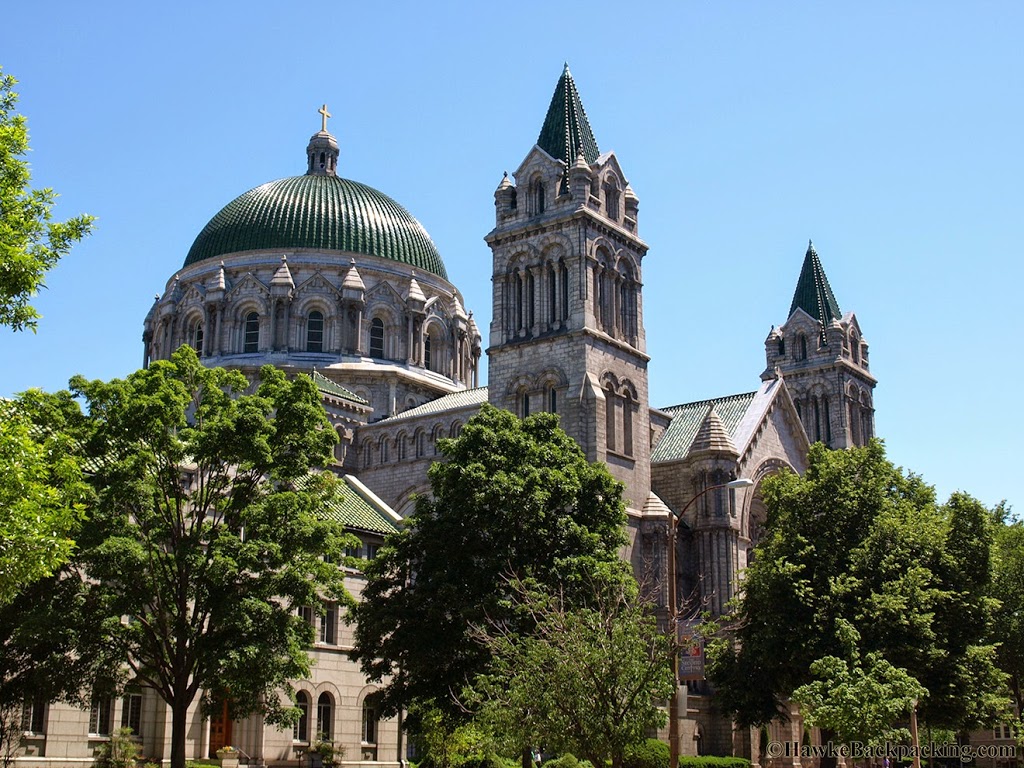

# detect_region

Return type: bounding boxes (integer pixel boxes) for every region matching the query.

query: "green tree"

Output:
[468,570,674,768]
[350,404,626,720]
[59,346,356,768]
[0,394,87,603]
[707,441,1008,743]
[0,68,94,331]
[991,507,1024,711]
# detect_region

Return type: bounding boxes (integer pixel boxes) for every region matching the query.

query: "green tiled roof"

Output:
[651,392,756,463]
[789,240,841,324]
[537,63,600,167]
[379,386,489,423]
[184,174,448,279]
[311,370,368,405]
[313,474,399,535]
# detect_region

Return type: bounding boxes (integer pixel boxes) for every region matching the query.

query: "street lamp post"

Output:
[909,698,921,768]
[667,478,753,768]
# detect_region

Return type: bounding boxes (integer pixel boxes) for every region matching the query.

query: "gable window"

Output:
[293,692,310,742]
[797,334,808,361]
[243,312,259,353]
[532,179,545,215]
[307,311,324,352]
[370,318,385,358]
[604,180,620,221]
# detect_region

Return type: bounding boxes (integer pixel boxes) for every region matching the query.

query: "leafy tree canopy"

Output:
[467,568,674,768]
[14,346,357,768]
[991,506,1024,710]
[0,393,88,603]
[351,404,627,719]
[707,440,1009,738]
[0,68,94,331]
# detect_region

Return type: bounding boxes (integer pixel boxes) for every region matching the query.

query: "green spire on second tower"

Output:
[789,240,841,325]
[537,63,600,168]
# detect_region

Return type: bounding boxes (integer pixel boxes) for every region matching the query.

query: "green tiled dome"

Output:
[184,174,447,279]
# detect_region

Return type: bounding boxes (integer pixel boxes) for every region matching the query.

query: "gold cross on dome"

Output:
[318,104,331,133]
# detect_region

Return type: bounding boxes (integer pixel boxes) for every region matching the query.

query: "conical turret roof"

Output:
[690,405,738,455]
[789,240,841,324]
[537,63,599,168]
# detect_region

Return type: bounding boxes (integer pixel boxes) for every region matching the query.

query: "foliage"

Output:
[309,738,343,768]
[622,738,669,768]
[94,728,139,768]
[0,395,87,604]
[351,404,626,719]
[468,570,674,768]
[707,441,1009,738]
[991,506,1024,709]
[677,758,751,768]
[0,705,21,768]
[541,756,594,768]
[0,67,94,331]
[49,346,356,768]
[410,702,502,768]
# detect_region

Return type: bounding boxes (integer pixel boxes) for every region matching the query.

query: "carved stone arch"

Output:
[617,377,639,401]
[739,457,794,541]
[592,238,617,266]
[505,373,538,397]
[430,422,445,455]
[354,684,382,709]
[449,420,464,438]
[537,367,569,389]
[507,245,541,271]
[395,495,419,520]
[536,231,574,257]
[598,370,621,391]
[412,426,428,458]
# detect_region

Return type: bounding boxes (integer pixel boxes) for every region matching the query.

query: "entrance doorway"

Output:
[209,700,234,757]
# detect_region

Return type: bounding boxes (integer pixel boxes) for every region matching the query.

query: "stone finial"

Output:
[271,255,294,290]
[342,259,365,292]
[406,273,426,309]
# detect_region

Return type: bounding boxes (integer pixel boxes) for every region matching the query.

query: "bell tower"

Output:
[763,241,877,448]
[485,65,652,511]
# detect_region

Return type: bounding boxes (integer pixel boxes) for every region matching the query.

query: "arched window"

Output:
[559,262,569,320]
[243,312,259,353]
[450,422,462,438]
[362,698,379,745]
[307,311,324,352]
[547,267,557,324]
[416,431,426,458]
[532,179,545,215]
[548,386,557,414]
[777,337,785,356]
[191,322,204,356]
[398,434,407,461]
[370,318,385,358]
[514,272,524,331]
[622,392,634,457]
[316,693,332,740]
[797,334,808,361]
[380,438,389,464]
[604,179,620,221]
[813,398,821,442]
[605,386,617,452]
[851,334,861,364]
[362,441,372,468]
[293,692,310,742]
[526,272,536,329]
[521,391,530,418]
[823,397,832,445]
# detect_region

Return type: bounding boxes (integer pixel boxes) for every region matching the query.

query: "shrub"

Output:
[542,755,594,768]
[624,739,670,768]
[94,729,138,768]
[678,758,751,768]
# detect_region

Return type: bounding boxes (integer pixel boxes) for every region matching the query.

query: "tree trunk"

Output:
[170,699,190,768]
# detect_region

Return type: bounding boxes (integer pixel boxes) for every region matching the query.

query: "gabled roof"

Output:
[378,386,489,424]
[788,240,841,325]
[311,370,368,405]
[537,64,600,168]
[651,391,757,463]
[314,473,400,535]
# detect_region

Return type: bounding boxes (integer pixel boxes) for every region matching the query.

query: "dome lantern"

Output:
[306,104,340,177]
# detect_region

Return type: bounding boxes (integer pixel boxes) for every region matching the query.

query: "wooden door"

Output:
[209,700,234,757]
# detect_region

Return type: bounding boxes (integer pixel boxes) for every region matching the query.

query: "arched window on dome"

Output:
[424,335,432,371]
[370,318,385,358]
[243,312,259,353]
[190,321,204,357]
[306,311,324,352]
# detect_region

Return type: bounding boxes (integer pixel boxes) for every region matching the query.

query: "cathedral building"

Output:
[23,67,875,768]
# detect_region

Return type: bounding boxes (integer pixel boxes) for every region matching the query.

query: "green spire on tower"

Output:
[789,240,841,324]
[537,63,599,167]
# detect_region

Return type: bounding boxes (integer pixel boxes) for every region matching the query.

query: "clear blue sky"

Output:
[4,1,1021,510]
